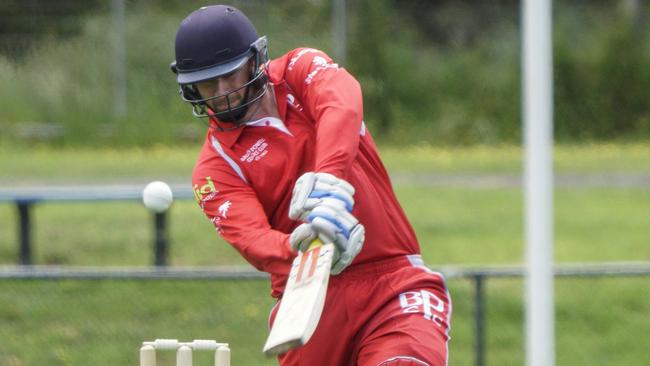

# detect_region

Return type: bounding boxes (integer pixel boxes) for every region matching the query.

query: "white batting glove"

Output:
[289,223,318,252]
[314,219,365,275]
[289,221,365,275]
[288,172,355,221]
[300,196,366,274]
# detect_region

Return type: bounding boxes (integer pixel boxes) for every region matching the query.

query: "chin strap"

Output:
[209,83,269,132]
[209,70,269,125]
[213,82,253,123]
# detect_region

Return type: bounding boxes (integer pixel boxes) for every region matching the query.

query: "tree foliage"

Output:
[0,0,648,146]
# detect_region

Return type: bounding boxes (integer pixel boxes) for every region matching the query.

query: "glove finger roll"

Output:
[289,223,318,252]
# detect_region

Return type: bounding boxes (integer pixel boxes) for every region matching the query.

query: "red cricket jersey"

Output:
[192,48,420,297]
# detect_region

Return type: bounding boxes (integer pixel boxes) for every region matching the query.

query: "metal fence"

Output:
[0,185,194,266]
[1,262,649,366]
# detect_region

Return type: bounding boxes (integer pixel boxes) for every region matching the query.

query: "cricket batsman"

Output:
[171,5,451,365]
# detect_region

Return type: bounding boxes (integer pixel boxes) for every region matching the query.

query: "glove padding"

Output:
[289,220,365,275]
[289,223,319,253]
[289,172,355,221]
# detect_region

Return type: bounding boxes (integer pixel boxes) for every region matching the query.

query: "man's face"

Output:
[195,63,250,113]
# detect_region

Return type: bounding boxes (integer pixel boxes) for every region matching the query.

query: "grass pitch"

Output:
[1,143,649,365]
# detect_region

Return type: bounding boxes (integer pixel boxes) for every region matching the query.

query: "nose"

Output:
[206,79,230,97]
[214,79,232,96]
[196,78,231,100]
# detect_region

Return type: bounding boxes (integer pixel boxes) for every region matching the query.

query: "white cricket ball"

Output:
[142,181,174,213]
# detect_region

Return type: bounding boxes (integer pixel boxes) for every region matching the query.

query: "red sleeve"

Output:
[284,48,363,180]
[193,145,294,276]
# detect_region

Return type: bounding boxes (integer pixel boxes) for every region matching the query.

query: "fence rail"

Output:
[3,262,649,279]
[2,262,649,366]
[3,185,650,366]
[0,184,194,266]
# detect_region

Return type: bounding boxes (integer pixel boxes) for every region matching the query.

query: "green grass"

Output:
[1,187,648,267]
[0,145,199,184]
[0,280,275,365]
[1,143,648,184]
[384,142,650,174]
[1,277,647,365]
[0,143,649,365]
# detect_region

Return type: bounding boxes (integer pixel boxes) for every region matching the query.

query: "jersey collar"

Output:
[209,64,290,149]
[208,118,245,149]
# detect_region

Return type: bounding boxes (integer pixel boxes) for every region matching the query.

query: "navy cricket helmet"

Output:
[171,5,269,123]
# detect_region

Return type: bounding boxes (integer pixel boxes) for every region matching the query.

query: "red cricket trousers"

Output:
[270,255,452,366]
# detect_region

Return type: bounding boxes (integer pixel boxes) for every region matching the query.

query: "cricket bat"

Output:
[263,240,335,356]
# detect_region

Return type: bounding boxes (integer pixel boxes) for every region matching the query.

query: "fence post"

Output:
[474,275,486,366]
[17,201,33,265]
[153,212,168,266]
[332,0,347,65]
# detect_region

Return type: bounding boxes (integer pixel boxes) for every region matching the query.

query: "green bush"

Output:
[554,2,650,141]
[0,1,648,147]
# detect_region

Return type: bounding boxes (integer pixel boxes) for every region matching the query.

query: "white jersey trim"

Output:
[210,135,249,184]
[244,117,293,136]
[406,254,452,366]
[267,300,281,331]
[407,255,446,280]
[376,356,430,366]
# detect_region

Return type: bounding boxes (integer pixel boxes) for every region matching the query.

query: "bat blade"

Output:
[263,242,335,356]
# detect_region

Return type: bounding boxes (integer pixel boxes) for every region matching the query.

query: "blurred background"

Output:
[0,1,649,365]
[1,0,649,146]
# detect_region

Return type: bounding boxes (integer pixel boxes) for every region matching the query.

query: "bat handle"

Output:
[308,239,324,251]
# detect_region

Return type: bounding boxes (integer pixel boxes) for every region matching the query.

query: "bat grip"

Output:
[307,239,323,251]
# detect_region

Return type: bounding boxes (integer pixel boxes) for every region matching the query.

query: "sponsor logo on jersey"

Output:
[288,48,320,71]
[287,93,304,112]
[305,58,339,85]
[312,56,329,67]
[399,290,447,328]
[211,215,224,234]
[218,200,232,218]
[193,176,218,203]
[240,138,269,163]
[211,199,233,234]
